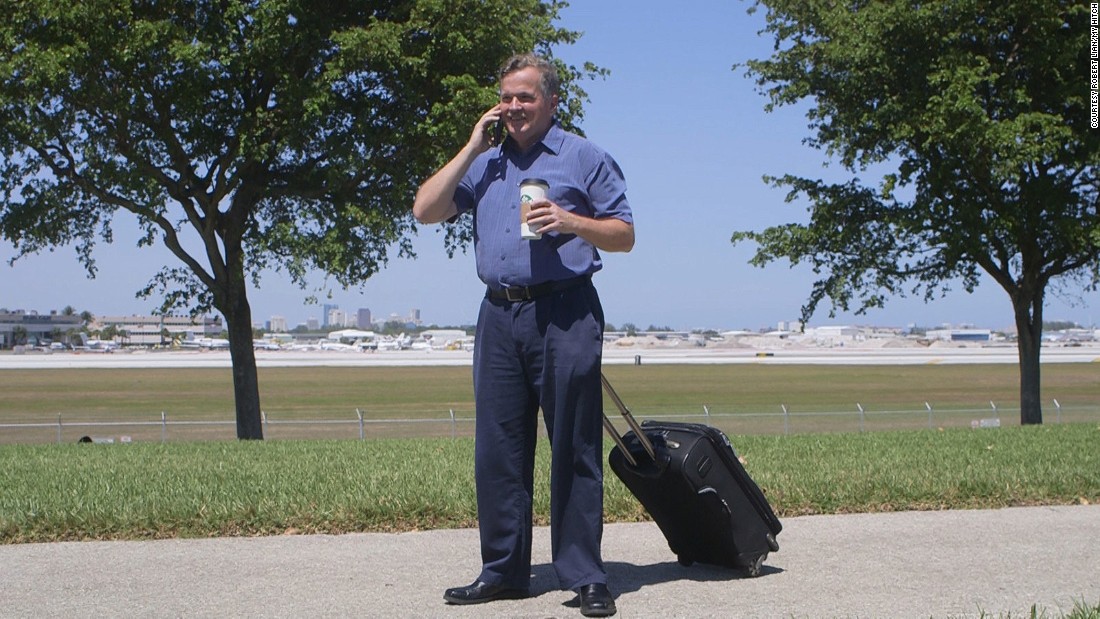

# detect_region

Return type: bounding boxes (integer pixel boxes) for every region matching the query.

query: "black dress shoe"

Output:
[578,583,616,617]
[443,580,528,605]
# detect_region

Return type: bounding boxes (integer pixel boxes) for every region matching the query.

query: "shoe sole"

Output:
[443,589,529,605]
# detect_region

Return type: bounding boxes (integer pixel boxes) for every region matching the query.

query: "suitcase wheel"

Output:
[677,555,694,567]
[766,533,780,552]
[747,553,768,578]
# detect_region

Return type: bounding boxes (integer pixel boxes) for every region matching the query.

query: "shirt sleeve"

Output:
[586,152,633,225]
[453,174,475,217]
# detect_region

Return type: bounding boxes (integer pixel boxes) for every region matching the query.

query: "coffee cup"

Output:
[519,178,549,240]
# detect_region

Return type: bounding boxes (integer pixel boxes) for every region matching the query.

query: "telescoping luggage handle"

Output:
[601,374,657,467]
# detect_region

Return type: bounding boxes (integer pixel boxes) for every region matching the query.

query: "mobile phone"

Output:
[488,119,504,146]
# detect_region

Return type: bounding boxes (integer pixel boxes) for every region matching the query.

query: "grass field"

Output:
[1,363,1098,443]
[1,363,1099,543]
[1,423,1098,544]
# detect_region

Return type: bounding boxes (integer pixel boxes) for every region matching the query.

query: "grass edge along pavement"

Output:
[0,423,1097,544]
[978,600,1100,619]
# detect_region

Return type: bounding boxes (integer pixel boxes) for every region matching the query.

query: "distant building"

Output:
[0,309,83,348]
[926,328,992,342]
[1041,328,1098,343]
[94,314,223,346]
[777,320,803,332]
[357,308,372,329]
[268,315,288,333]
[803,325,864,342]
[328,308,349,328]
[322,303,338,327]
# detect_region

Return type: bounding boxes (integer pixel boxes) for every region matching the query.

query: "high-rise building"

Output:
[322,303,338,327]
[328,308,348,329]
[268,315,288,333]
[357,308,372,329]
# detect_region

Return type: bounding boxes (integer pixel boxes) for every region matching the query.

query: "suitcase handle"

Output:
[601,373,657,465]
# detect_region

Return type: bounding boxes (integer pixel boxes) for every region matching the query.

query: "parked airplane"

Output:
[71,334,119,352]
[376,333,412,351]
[178,335,230,349]
[320,340,357,352]
[78,339,119,353]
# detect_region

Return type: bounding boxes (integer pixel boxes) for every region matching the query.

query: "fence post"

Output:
[857,403,865,432]
[449,409,456,439]
[162,411,167,443]
[262,410,268,436]
[703,405,710,423]
[57,413,62,444]
[925,402,933,429]
[781,404,789,435]
[356,409,365,440]
[1053,399,1061,424]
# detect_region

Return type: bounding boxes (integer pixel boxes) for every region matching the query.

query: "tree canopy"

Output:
[734,0,1099,424]
[0,0,597,438]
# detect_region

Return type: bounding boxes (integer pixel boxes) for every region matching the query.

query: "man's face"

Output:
[499,66,558,150]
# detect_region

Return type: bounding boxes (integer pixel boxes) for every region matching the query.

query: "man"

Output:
[412,53,634,617]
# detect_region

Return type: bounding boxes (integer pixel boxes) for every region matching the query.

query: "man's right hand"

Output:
[468,105,505,153]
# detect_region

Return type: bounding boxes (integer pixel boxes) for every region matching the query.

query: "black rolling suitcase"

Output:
[601,375,781,576]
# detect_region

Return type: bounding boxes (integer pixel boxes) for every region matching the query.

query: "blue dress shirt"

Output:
[454,121,633,290]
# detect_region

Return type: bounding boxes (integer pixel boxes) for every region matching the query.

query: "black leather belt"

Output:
[488,275,591,302]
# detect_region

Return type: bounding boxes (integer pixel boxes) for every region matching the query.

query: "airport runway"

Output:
[2,343,1099,369]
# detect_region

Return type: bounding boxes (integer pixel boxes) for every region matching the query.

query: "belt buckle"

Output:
[505,286,529,302]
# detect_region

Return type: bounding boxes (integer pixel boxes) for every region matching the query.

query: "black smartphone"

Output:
[489,119,504,146]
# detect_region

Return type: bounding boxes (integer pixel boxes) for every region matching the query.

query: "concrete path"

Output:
[3,505,1098,618]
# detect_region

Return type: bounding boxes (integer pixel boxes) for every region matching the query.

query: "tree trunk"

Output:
[221,282,264,440]
[1012,289,1044,425]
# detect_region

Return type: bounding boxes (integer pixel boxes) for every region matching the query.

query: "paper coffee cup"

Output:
[519,178,549,240]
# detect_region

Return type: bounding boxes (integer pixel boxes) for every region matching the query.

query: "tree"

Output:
[100,324,120,342]
[0,0,598,438]
[11,326,28,347]
[733,1,1100,425]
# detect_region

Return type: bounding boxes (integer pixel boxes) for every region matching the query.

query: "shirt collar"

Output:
[506,119,565,156]
[540,120,566,155]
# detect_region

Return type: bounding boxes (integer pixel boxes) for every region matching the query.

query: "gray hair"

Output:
[499,53,561,98]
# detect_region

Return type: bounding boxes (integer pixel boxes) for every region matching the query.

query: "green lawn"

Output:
[1,363,1097,547]
[1,423,1097,543]
[1,363,1097,443]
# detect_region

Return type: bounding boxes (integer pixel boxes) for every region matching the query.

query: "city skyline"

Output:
[4,297,1093,336]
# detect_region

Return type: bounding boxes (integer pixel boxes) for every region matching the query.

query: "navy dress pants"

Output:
[472,282,607,592]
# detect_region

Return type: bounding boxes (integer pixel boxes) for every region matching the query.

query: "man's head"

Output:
[498,53,560,151]
[499,53,561,99]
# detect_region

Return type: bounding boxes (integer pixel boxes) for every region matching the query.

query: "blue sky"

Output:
[2,1,1097,332]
